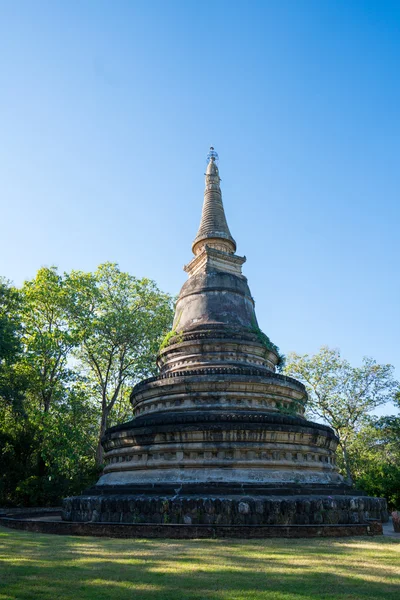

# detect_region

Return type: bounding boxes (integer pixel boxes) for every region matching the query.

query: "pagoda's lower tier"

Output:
[95,411,341,486]
[95,368,341,486]
[62,371,388,528]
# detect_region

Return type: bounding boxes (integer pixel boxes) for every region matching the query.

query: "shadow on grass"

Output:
[0,527,399,600]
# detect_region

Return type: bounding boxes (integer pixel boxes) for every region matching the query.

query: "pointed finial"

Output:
[207,147,219,163]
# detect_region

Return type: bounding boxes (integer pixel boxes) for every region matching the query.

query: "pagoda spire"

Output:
[192,148,236,256]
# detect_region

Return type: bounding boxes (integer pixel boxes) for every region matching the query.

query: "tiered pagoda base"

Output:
[62,395,388,529]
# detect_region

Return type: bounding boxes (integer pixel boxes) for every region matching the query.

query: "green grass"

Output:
[0,527,399,600]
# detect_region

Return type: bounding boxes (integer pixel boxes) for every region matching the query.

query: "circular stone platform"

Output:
[0,509,385,539]
[62,489,388,528]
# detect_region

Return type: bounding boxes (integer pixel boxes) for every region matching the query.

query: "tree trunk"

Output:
[341,443,353,485]
[96,405,108,467]
[37,397,51,479]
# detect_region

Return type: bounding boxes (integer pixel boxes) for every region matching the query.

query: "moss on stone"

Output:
[249,319,286,370]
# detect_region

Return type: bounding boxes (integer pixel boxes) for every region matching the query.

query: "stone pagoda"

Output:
[63,149,387,530]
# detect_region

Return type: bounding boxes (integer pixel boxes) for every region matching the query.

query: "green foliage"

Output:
[0,279,22,364]
[0,386,100,507]
[65,263,174,465]
[284,346,399,484]
[159,328,184,350]
[250,319,286,370]
[0,280,27,413]
[20,267,79,413]
[0,263,173,505]
[349,415,400,509]
[274,400,303,417]
[159,308,183,351]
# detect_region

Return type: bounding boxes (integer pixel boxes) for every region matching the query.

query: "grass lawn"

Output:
[0,526,399,600]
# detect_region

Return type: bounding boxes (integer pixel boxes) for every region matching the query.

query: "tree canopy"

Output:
[284,346,399,486]
[0,264,174,506]
[65,263,174,464]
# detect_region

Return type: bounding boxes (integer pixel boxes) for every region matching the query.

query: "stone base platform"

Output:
[0,510,384,538]
[62,485,388,529]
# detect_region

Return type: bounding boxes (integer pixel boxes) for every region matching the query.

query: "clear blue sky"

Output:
[1,1,399,392]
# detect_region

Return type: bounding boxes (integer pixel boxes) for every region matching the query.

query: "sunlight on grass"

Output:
[87,579,163,591]
[0,527,399,600]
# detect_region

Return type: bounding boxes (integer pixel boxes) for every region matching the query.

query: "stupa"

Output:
[63,149,387,531]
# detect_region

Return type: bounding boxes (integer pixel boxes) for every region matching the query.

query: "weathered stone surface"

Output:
[62,494,388,526]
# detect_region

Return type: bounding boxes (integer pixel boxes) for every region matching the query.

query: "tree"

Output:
[2,267,83,493]
[0,264,174,505]
[20,267,78,413]
[348,412,400,508]
[0,279,27,412]
[0,381,100,507]
[284,346,398,483]
[66,263,174,465]
[0,279,21,364]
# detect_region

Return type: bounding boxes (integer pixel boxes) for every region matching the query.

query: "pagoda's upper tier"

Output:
[156,149,281,375]
[192,153,236,256]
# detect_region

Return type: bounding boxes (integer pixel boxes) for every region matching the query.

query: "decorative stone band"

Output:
[158,338,278,373]
[62,494,388,527]
[98,411,341,486]
[130,374,306,419]
[158,324,280,370]
[163,325,263,343]
[184,246,246,278]
[132,367,306,395]
[108,410,333,433]
[192,224,236,257]
[176,281,254,304]
[130,370,307,419]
